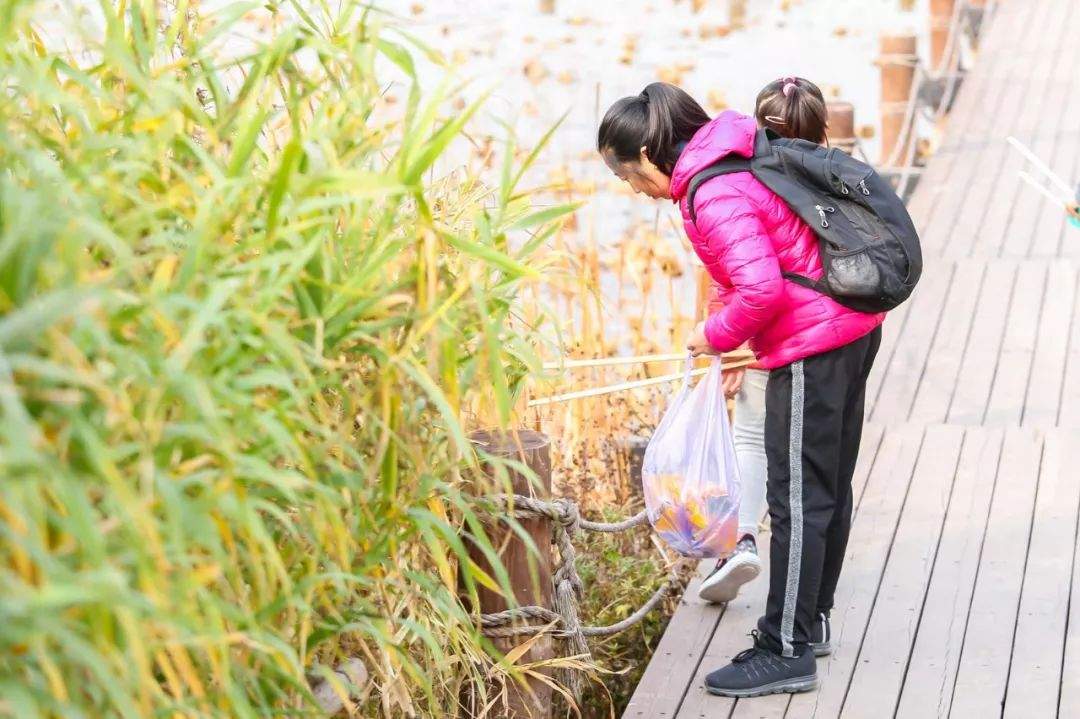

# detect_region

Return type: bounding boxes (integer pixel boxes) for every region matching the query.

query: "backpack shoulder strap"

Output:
[686,157,753,224]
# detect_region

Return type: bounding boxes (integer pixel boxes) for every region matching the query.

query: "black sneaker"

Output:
[704,631,818,698]
[810,611,832,657]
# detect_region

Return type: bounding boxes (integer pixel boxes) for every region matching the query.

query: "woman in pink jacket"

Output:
[598,81,884,698]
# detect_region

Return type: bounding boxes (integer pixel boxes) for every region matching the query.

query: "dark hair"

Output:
[597,82,711,176]
[754,77,828,144]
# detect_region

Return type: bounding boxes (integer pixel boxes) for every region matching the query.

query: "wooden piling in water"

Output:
[465,430,554,719]
[879,33,918,166]
[827,101,857,155]
[930,0,956,72]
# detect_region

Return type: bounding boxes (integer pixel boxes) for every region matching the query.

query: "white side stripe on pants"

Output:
[780,360,805,658]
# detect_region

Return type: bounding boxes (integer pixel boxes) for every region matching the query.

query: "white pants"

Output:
[734,368,769,540]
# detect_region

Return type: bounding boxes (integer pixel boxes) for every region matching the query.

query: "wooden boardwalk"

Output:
[624,1,1080,716]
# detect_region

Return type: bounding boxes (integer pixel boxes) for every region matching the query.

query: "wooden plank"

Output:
[984,261,1049,425]
[902,0,1020,232]
[927,0,1053,260]
[784,426,925,719]
[893,427,1004,719]
[674,525,774,719]
[838,426,965,717]
[945,427,1043,717]
[1026,2,1080,258]
[1001,430,1080,718]
[907,261,988,424]
[672,425,886,719]
[622,559,723,718]
[945,0,1066,260]
[912,0,1040,258]
[1058,272,1080,428]
[994,0,1079,259]
[1013,5,1080,259]
[1058,432,1080,716]
[869,263,955,425]
[865,293,912,421]
[1022,263,1077,426]
[946,260,1018,424]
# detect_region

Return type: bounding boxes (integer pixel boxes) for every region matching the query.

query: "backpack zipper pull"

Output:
[840,181,849,195]
[859,180,870,195]
[815,204,834,228]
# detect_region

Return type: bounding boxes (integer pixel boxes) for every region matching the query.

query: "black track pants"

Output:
[756,326,882,657]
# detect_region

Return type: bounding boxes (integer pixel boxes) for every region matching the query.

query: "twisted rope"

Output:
[478,494,689,699]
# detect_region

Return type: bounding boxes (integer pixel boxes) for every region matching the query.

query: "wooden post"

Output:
[826,101,857,155]
[930,0,955,72]
[879,33,917,166]
[465,430,553,719]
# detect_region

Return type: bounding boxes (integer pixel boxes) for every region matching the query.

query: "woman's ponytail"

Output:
[598,82,710,175]
[754,76,829,144]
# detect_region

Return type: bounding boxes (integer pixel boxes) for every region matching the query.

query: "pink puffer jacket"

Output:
[671,111,884,369]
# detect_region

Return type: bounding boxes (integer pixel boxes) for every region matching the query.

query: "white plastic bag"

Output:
[642,357,741,558]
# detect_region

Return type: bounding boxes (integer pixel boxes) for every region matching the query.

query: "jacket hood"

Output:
[670,110,758,201]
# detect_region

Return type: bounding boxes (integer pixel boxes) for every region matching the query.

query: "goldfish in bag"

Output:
[642,357,741,558]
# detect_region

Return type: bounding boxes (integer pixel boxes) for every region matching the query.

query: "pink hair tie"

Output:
[782,82,798,97]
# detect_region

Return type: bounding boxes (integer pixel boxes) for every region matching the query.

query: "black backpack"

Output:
[687,129,922,314]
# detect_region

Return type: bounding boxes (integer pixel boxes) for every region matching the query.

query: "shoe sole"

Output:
[705,674,819,698]
[811,641,831,657]
[698,554,762,603]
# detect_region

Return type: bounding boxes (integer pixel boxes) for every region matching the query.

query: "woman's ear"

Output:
[638,146,659,173]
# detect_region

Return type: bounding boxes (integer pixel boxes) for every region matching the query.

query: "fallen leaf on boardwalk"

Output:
[832,26,849,37]
[780,0,792,10]
[567,15,590,25]
[523,59,548,84]
[524,34,536,43]
[556,70,576,84]
[858,124,876,139]
[522,101,540,117]
[562,35,575,44]
[410,3,424,14]
[691,0,705,13]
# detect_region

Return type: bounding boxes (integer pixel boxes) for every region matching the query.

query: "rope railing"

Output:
[478,494,691,698]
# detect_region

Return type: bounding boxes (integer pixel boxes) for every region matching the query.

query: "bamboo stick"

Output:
[529,356,759,407]
[1007,135,1075,199]
[542,348,755,370]
[1018,172,1071,206]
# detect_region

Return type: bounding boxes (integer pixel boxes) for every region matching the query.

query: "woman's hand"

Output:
[687,321,721,357]
[722,366,746,399]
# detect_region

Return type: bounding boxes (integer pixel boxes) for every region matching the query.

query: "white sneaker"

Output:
[698,536,762,604]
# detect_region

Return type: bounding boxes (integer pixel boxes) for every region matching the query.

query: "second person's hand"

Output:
[722,366,746,399]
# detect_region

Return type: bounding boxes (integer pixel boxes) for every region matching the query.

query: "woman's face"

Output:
[601,147,672,200]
